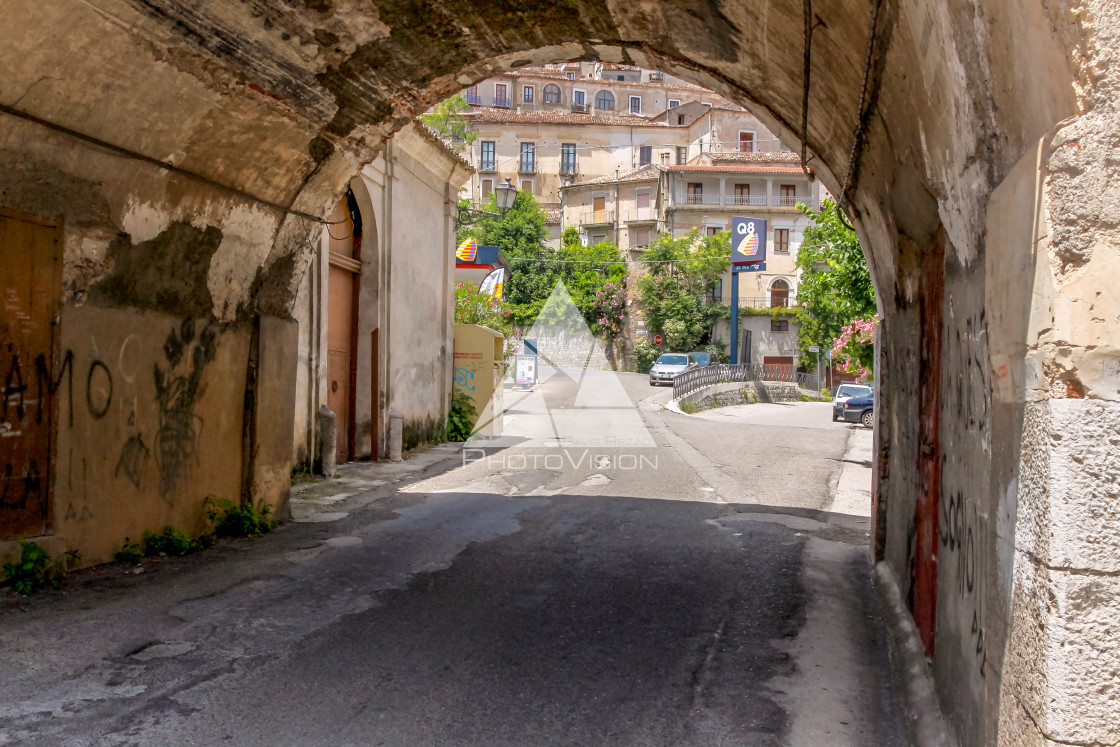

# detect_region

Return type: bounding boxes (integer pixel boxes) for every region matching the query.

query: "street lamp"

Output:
[458,177,518,226]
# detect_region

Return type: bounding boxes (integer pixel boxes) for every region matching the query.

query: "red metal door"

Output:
[1,210,61,539]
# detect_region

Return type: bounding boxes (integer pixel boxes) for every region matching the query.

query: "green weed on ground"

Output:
[3,538,61,595]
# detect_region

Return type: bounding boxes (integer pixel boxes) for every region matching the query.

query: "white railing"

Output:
[775,196,806,207]
[627,208,656,221]
[575,209,613,225]
[679,193,723,206]
[725,195,767,206]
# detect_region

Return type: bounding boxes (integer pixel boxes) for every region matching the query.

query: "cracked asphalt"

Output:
[0,371,906,746]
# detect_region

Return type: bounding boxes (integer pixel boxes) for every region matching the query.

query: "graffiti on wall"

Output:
[1,317,223,528]
[153,319,220,498]
[940,314,992,679]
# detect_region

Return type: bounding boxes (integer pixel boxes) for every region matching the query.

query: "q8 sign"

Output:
[731,216,767,272]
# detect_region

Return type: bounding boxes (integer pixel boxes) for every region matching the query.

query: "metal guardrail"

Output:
[672,363,802,399]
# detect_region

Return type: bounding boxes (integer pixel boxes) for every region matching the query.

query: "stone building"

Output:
[292,124,472,466]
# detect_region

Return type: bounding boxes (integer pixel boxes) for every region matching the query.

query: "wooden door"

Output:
[636,192,650,220]
[592,196,606,223]
[1,210,61,539]
[326,199,359,465]
[739,132,754,152]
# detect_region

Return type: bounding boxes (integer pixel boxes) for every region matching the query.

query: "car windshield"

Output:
[691,353,710,364]
[657,355,688,365]
[837,386,871,398]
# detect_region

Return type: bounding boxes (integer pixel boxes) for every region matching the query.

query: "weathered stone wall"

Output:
[1,0,1116,741]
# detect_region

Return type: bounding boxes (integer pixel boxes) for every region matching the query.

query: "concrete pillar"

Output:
[388,408,403,462]
[766,179,773,207]
[987,135,1120,747]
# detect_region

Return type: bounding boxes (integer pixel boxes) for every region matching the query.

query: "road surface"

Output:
[0,370,905,746]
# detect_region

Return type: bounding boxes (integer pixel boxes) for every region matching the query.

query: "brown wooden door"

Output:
[592,196,606,223]
[1,210,61,539]
[326,199,359,465]
[739,132,754,152]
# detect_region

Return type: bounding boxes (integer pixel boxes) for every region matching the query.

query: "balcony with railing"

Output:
[493,97,511,108]
[465,92,482,105]
[626,207,657,222]
[574,209,614,226]
[677,192,724,206]
[774,195,807,207]
[725,194,768,206]
[738,293,799,309]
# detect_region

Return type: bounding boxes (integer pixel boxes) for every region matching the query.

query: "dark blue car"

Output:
[842,393,874,428]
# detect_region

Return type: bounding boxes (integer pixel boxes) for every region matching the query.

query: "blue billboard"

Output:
[731,216,767,272]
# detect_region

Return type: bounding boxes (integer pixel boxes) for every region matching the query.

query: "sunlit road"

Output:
[0,371,905,746]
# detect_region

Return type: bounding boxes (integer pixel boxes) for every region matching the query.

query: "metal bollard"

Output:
[388,409,403,462]
[319,404,337,478]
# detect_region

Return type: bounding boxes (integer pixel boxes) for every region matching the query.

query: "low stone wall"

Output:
[676,380,802,411]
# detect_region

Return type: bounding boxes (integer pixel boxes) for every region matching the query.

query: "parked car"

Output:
[831,384,872,421]
[687,352,712,367]
[842,393,875,428]
[649,353,696,386]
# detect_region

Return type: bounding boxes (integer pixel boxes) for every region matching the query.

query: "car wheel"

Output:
[861,409,874,429]
[832,412,839,422]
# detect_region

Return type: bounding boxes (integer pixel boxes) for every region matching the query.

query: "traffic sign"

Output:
[654,335,663,345]
[808,345,819,353]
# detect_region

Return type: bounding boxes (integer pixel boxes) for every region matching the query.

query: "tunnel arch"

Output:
[2,2,1118,745]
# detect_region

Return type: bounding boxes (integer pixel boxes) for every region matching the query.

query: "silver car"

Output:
[832,384,872,421]
[649,353,696,386]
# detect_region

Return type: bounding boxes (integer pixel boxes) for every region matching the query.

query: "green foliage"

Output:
[115,537,144,565]
[3,538,60,595]
[447,389,478,442]
[459,194,626,330]
[455,280,510,332]
[679,400,700,414]
[794,200,877,368]
[205,496,278,538]
[420,93,477,152]
[637,229,730,352]
[143,525,211,556]
[634,338,659,374]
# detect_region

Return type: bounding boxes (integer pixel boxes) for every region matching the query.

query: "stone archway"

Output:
[1,2,1118,745]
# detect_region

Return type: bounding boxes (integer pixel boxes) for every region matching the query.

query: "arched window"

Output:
[595,90,615,110]
[543,84,562,104]
[770,278,791,308]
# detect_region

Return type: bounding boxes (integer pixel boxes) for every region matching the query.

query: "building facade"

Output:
[292,124,473,467]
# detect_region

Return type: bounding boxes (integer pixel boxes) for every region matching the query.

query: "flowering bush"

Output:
[592,281,627,340]
[454,281,510,332]
[832,314,878,380]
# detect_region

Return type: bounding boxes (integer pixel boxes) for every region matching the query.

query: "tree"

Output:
[636,229,730,355]
[794,199,877,370]
[460,193,624,330]
[420,93,477,153]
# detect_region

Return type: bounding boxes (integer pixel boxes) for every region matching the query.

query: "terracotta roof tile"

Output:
[562,164,664,188]
[704,151,803,163]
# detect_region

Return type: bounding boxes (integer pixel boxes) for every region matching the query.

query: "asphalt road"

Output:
[0,370,905,746]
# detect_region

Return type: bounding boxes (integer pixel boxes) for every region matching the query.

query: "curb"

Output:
[873,562,959,747]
